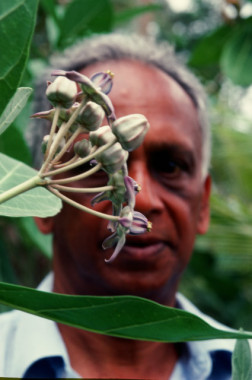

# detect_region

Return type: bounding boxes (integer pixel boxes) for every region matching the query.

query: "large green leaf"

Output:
[0,124,31,164]
[232,338,252,380]
[115,4,162,25]
[221,18,252,86]
[0,87,32,136]
[189,24,232,67]
[0,281,251,342]
[57,0,113,48]
[0,0,38,114]
[0,153,61,217]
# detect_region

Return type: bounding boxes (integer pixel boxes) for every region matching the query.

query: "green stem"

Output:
[44,106,60,160]
[48,186,119,221]
[46,163,102,185]
[0,175,44,204]
[52,154,79,169]
[42,138,116,178]
[51,126,83,165]
[51,184,114,193]
[40,103,84,174]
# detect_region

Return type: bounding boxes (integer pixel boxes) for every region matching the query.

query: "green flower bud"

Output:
[112,114,150,151]
[46,76,78,109]
[76,101,105,131]
[89,126,116,147]
[74,139,92,158]
[96,142,128,174]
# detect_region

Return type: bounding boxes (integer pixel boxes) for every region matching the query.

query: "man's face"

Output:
[43,60,210,304]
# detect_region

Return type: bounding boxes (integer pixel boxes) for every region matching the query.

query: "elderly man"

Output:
[1,33,235,379]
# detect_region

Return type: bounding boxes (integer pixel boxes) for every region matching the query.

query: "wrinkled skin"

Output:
[36,59,211,305]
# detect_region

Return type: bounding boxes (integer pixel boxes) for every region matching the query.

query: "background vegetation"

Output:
[0,0,252,332]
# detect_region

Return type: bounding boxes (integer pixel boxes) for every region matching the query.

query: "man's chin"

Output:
[99,260,179,304]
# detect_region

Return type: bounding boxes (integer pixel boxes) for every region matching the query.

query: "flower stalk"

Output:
[0,69,152,262]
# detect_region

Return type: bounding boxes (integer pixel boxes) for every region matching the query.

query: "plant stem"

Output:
[42,138,116,178]
[46,163,102,185]
[0,175,44,204]
[39,103,83,174]
[48,186,119,221]
[51,126,83,165]
[51,184,114,193]
[44,106,60,160]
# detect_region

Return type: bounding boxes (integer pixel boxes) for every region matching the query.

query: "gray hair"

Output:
[28,33,210,177]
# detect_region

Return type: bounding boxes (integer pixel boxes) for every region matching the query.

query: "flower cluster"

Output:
[32,70,151,262]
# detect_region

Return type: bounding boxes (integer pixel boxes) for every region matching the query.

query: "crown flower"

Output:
[90,71,114,94]
[51,70,116,123]
[76,101,105,131]
[102,206,152,263]
[95,142,128,174]
[89,125,116,147]
[112,114,150,151]
[30,68,152,264]
[46,76,78,109]
[74,139,92,158]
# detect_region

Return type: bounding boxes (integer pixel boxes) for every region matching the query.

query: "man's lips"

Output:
[120,237,172,259]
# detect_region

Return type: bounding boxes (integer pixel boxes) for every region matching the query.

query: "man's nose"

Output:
[128,160,163,216]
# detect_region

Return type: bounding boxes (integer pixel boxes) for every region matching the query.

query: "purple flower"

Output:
[90,71,113,94]
[102,206,151,262]
[51,70,116,123]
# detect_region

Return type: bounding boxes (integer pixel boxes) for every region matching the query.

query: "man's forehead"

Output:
[79,59,192,103]
[79,58,202,158]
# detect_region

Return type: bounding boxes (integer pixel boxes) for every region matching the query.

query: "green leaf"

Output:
[57,0,113,48]
[232,338,252,380]
[0,153,62,217]
[0,124,31,165]
[221,18,252,86]
[0,0,39,114]
[0,87,32,136]
[115,4,162,25]
[0,281,252,342]
[189,24,232,67]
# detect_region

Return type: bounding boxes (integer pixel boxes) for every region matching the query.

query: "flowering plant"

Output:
[0,70,151,262]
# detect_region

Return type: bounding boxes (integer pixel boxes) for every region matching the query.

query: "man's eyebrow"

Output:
[148,142,195,156]
[147,143,197,168]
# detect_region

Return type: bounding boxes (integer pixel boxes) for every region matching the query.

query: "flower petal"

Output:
[105,234,126,263]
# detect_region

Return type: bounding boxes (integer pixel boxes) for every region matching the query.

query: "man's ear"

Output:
[34,216,54,234]
[197,174,211,235]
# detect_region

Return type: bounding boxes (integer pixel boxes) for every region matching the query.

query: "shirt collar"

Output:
[9,274,76,378]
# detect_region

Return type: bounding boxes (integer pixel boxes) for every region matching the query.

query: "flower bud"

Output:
[96,142,128,174]
[91,171,126,207]
[118,206,133,230]
[90,71,114,94]
[89,126,116,147]
[74,139,92,158]
[46,76,77,109]
[51,70,116,122]
[31,109,56,121]
[129,211,152,235]
[76,101,105,131]
[112,114,150,151]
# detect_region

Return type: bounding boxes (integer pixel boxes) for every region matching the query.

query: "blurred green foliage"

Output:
[0,0,252,331]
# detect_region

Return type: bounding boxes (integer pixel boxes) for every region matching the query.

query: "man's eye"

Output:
[158,160,185,178]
